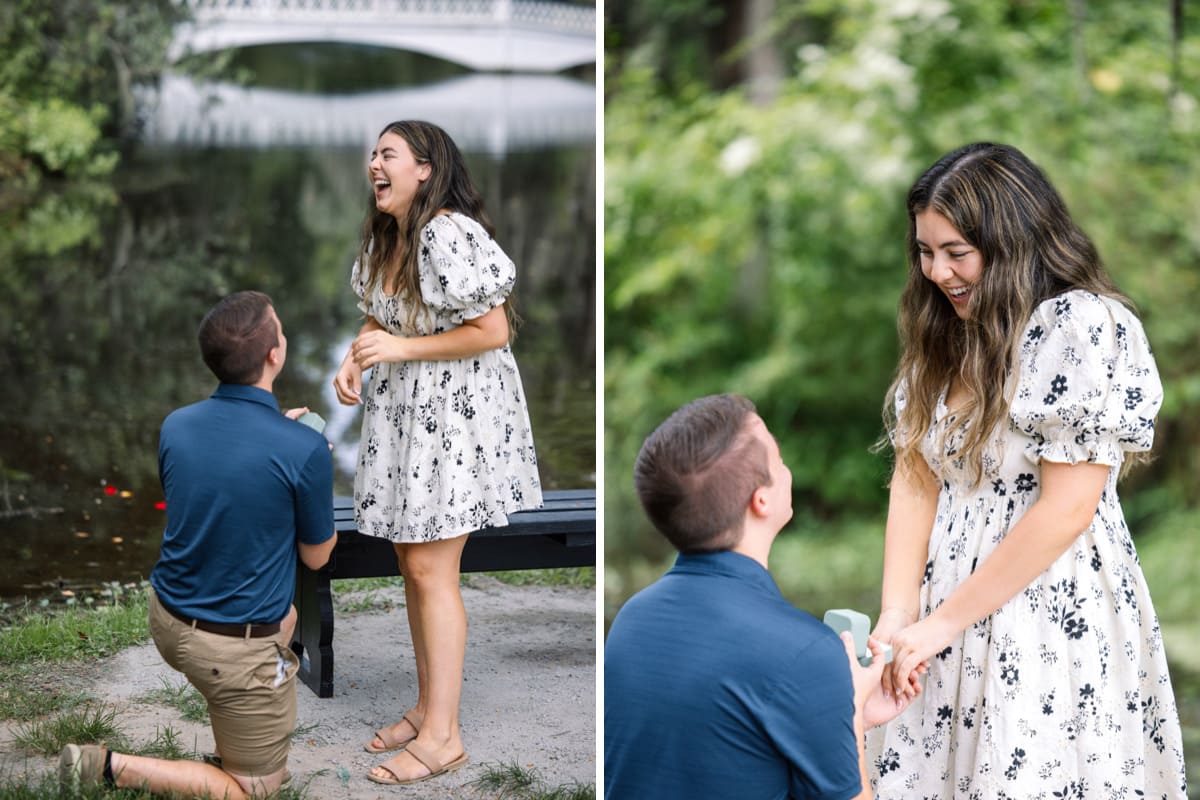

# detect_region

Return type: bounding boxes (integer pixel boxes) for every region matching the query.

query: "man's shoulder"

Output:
[161,397,213,433]
[609,570,838,656]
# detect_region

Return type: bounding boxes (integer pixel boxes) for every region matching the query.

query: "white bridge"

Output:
[171,0,596,72]
[137,72,594,153]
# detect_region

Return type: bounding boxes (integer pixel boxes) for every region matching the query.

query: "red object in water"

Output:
[104,485,117,496]
[154,501,167,511]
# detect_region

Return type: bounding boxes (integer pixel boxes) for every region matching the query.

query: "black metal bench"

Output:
[289,489,596,697]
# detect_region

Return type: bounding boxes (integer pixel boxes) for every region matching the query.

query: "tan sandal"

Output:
[366,741,468,785]
[363,711,421,754]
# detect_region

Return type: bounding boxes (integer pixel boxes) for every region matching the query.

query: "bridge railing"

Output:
[179,0,594,34]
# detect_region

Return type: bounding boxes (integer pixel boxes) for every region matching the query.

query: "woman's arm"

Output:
[889,460,1109,695]
[350,304,508,368]
[874,461,939,698]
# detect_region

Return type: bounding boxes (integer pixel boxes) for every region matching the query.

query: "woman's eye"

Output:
[949,252,969,259]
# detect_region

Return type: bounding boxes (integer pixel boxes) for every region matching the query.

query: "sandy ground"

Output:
[0,576,597,798]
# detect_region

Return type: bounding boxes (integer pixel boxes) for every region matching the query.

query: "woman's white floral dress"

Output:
[351,212,542,542]
[869,291,1187,799]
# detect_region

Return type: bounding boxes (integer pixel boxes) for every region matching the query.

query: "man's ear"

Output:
[266,345,282,367]
[748,486,770,519]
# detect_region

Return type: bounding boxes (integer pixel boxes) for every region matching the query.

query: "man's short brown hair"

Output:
[198,291,278,385]
[633,394,772,552]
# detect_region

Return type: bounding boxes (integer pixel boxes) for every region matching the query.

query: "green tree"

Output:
[0,0,182,183]
[605,0,1200,590]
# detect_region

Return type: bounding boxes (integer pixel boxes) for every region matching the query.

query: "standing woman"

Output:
[869,143,1186,797]
[333,120,543,785]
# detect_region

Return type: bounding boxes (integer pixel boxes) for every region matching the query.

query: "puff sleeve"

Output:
[1009,290,1161,468]
[418,214,515,324]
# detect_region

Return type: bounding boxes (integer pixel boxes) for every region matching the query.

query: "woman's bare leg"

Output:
[370,534,468,782]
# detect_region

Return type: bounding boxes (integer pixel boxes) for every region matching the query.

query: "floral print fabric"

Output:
[350,212,542,542]
[869,291,1187,799]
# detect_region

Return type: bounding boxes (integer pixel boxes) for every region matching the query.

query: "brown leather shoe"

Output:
[58,744,108,794]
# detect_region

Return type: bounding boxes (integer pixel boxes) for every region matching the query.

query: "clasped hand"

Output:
[874,612,956,701]
[351,329,407,370]
[333,330,408,407]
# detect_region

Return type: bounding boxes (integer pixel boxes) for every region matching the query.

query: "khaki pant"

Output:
[148,589,299,775]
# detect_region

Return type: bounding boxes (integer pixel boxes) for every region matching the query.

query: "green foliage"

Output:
[0,0,183,178]
[1136,507,1200,665]
[20,99,113,175]
[605,0,1200,592]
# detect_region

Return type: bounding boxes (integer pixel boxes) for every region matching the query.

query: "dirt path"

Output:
[0,577,596,798]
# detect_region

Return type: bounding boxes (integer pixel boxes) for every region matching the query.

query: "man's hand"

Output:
[839,633,920,729]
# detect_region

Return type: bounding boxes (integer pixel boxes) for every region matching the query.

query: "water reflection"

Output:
[139,72,595,154]
[0,44,595,602]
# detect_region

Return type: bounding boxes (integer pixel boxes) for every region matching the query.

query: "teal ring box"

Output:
[823,609,894,667]
[296,411,326,434]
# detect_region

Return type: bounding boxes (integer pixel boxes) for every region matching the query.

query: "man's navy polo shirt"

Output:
[150,383,334,625]
[604,550,861,800]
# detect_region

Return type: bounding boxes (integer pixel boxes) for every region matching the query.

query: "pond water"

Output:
[0,44,595,604]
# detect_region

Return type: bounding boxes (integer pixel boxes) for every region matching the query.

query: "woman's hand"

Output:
[282,406,310,420]
[333,355,364,406]
[872,606,922,700]
[351,329,408,370]
[889,614,957,699]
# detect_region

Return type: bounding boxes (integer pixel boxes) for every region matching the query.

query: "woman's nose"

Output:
[928,254,954,283]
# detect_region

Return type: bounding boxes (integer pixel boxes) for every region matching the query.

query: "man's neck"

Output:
[730,535,772,569]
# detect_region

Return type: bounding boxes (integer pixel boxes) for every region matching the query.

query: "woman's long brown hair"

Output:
[883,143,1135,487]
[358,120,516,336]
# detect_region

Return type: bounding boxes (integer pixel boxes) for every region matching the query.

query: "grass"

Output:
[482,567,595,588]
[0,773,312,799]
[5,706,312,798]
[334,568,596,614]
[135,677,208,723]
[12,704,126,756]
[133,725,194,760]
[0,584,150,723]
[469,761,595,800]
[0,584,150,664]
[0,574,593,799]
[335,567,595,597]
[0,665,90,720]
